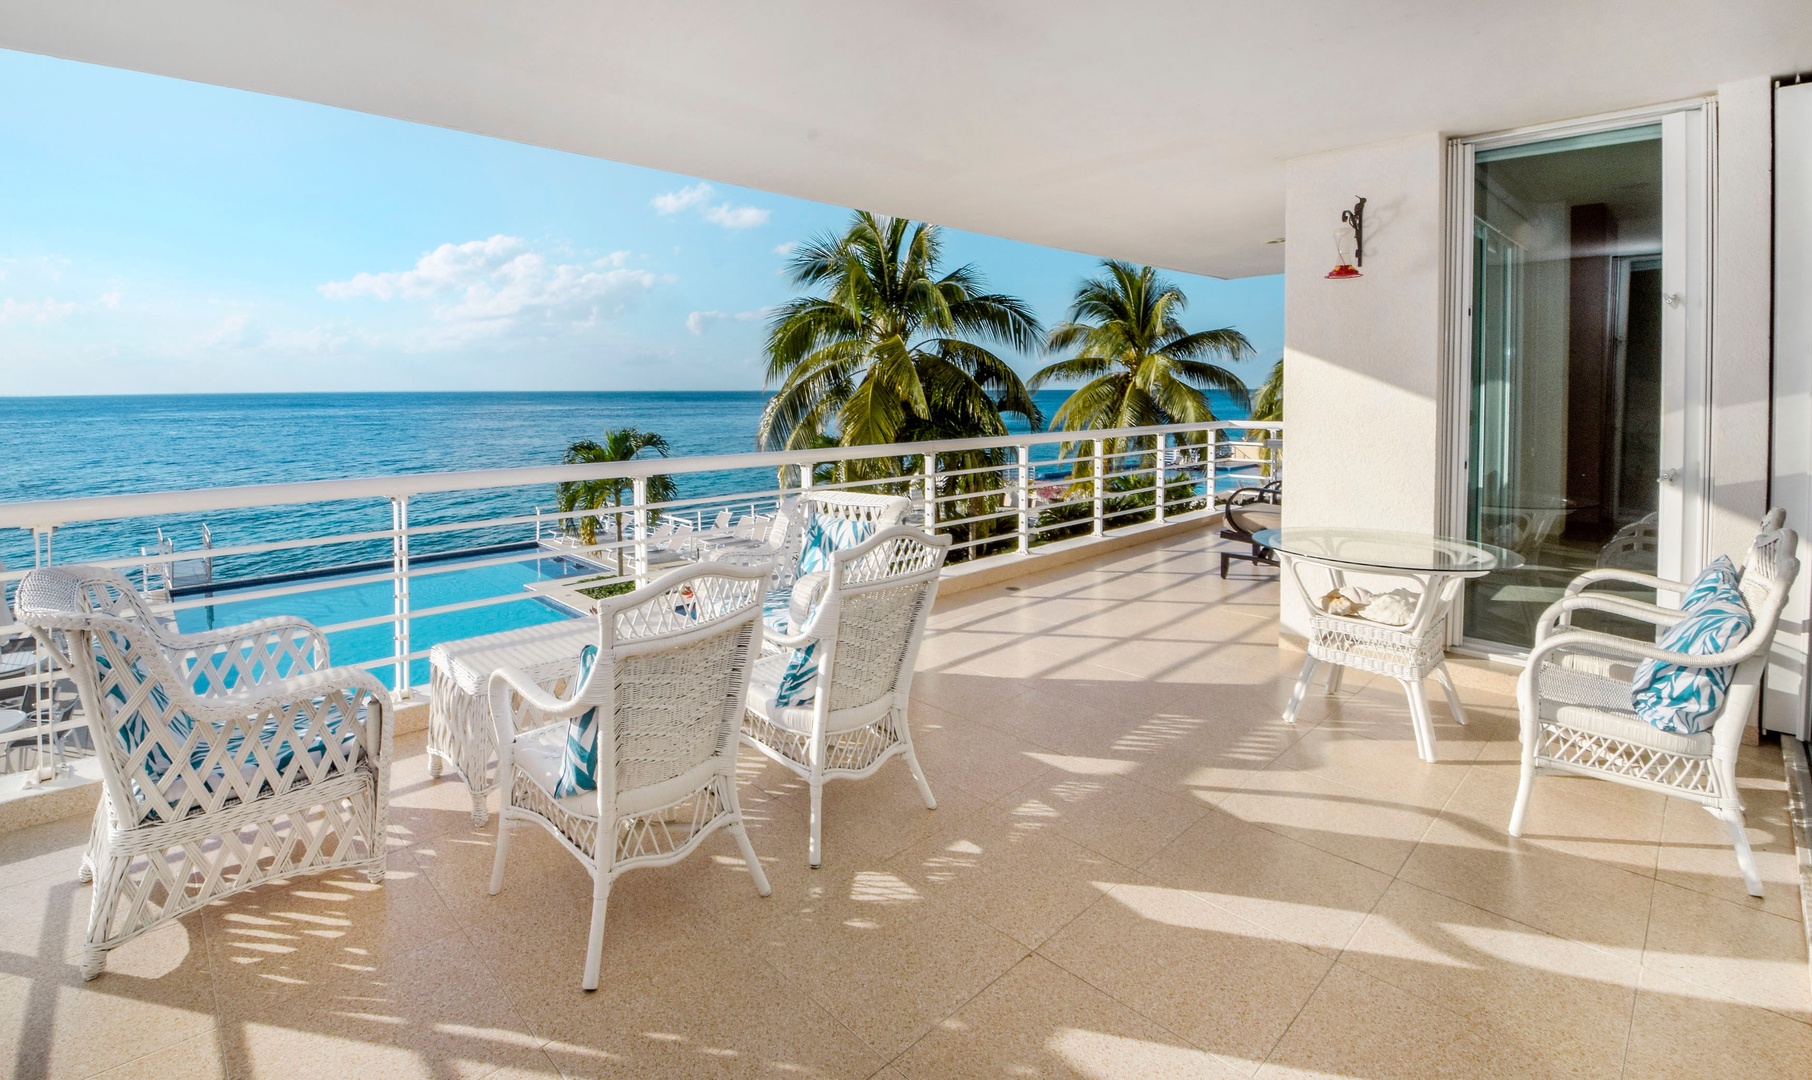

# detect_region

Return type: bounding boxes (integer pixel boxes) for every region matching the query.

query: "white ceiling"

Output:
[4,1,1809,278]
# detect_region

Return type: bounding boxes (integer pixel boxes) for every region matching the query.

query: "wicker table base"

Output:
[427,620,595,826]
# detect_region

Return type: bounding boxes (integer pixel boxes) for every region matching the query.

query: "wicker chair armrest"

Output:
[763,627,820,651]
[487,665,586,749]
[162,616,330,657]
[170,618,333,694]
[1526,629,1745,687]
[1564,568,1691,600]
[194,665,391,767]
[1534,594,1684,644]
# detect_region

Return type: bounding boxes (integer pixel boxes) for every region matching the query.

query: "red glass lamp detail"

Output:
[1326,196,1365,279]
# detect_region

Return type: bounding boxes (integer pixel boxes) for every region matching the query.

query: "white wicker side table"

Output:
[1256,527,1518,762]
[428,619,595,826]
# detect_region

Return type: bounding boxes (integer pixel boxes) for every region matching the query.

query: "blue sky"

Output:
[0,48,1282,396]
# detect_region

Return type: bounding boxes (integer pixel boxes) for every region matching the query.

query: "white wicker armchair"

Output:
[486,560,773,990]
[708,491,913,592]
[742,525,949,867]
[13,564,390,979]
[1512,512,1798,896]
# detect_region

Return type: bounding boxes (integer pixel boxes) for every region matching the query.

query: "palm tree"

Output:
[555,427,677,573]
[759,212,1044,472]
[1248,357,1284,482]
[1250,357,1283,422]
[1032,260,1254,435]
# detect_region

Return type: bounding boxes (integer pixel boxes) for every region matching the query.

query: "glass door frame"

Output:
[1440,99,1717,658]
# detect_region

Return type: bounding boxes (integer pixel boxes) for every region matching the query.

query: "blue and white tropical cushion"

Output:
[749,642,820,714]
[795,515,874,576]
[1630,600,1754,735]
[761,572,830,638]
[761,588,793,636]
[554,644,602,797]
[1680,555,1742,612]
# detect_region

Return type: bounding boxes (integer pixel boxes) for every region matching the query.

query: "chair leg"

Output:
[894,708,937,810]
[1324,663,1344,695]
[581,877,611,991]
[469,788,490,829]
[79,948,106,981]
[1716,808,1765,898]
[1508,759,1537,837]
[1283,655,1320,724]
[730,821,772,897]
[488,812,512,896]
[723,778,772,897]
[1219,553,1231,579]
[808,782,824,869]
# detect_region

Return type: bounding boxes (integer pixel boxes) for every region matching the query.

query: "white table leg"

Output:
[1432,662,1468,726]
[1283,654,1320,724]
[1404,678,1437,762]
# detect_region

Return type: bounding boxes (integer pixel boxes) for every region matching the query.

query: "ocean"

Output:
[0,389,1248,579]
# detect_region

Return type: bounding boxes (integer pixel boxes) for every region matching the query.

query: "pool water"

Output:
[173,553,587,689]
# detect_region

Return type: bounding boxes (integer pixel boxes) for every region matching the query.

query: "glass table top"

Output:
[1252,527,1523,574]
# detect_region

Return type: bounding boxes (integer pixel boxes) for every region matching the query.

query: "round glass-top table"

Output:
[1253,528,1523,575]
[1253,527,1519,762]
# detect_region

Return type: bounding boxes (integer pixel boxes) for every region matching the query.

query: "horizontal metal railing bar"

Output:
[314,590,565,635]
[932,509,1020,530]
[167,541,541,599]
[0,421,1278,530]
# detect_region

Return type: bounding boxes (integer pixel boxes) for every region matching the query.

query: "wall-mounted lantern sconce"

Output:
[1326,196,1365,279]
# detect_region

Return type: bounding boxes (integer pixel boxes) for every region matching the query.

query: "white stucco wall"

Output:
[1711,77,1775,558]
[1279,133,1448,637]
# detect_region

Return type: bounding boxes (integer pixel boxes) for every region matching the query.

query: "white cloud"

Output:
[652,183,714,215]
[193,312,252,348]
[652,182,770,230]
[772,242,798,256]
[703,203,770,229]
[686,308,767,335]
[0,296,79,324]
[320,236,660,351]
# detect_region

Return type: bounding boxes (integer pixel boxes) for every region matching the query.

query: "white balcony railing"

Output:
[0,420,1279,778]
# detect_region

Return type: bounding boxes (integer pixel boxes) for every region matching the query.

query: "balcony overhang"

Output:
[3,2,1810,278]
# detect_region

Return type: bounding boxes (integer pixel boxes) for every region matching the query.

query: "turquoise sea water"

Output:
[2,388,1250,683]
[1,388,1248,577]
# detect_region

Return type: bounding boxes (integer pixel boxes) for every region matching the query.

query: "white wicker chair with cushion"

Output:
[742,525,949,867]
[486,560,773,990]
[13,564,391,979]
[1511,511,1798,896]
[708,492,911,588]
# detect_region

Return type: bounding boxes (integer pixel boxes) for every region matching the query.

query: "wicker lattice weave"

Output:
[1514,512,1801,898]
[12,564,390,980]
[740,526,949,866]
[428,620,594,825]
[1305,611,1447,682]
[486,561,773,989]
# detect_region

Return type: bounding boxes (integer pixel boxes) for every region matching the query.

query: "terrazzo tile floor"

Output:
[1,532,1807,1078]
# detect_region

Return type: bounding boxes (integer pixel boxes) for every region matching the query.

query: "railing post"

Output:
[921,451,939,532]
[390,495,411,695]
[1092,439,1105,537]
[632,477,649,579]
[1154,433,1168,525]
[1208,427,1220,507]
[1016,443,1032,555]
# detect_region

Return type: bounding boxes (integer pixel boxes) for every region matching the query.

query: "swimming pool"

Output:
[172,551,589,689]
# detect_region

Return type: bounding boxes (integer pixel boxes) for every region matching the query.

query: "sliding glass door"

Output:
[1454,109,1708,651]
